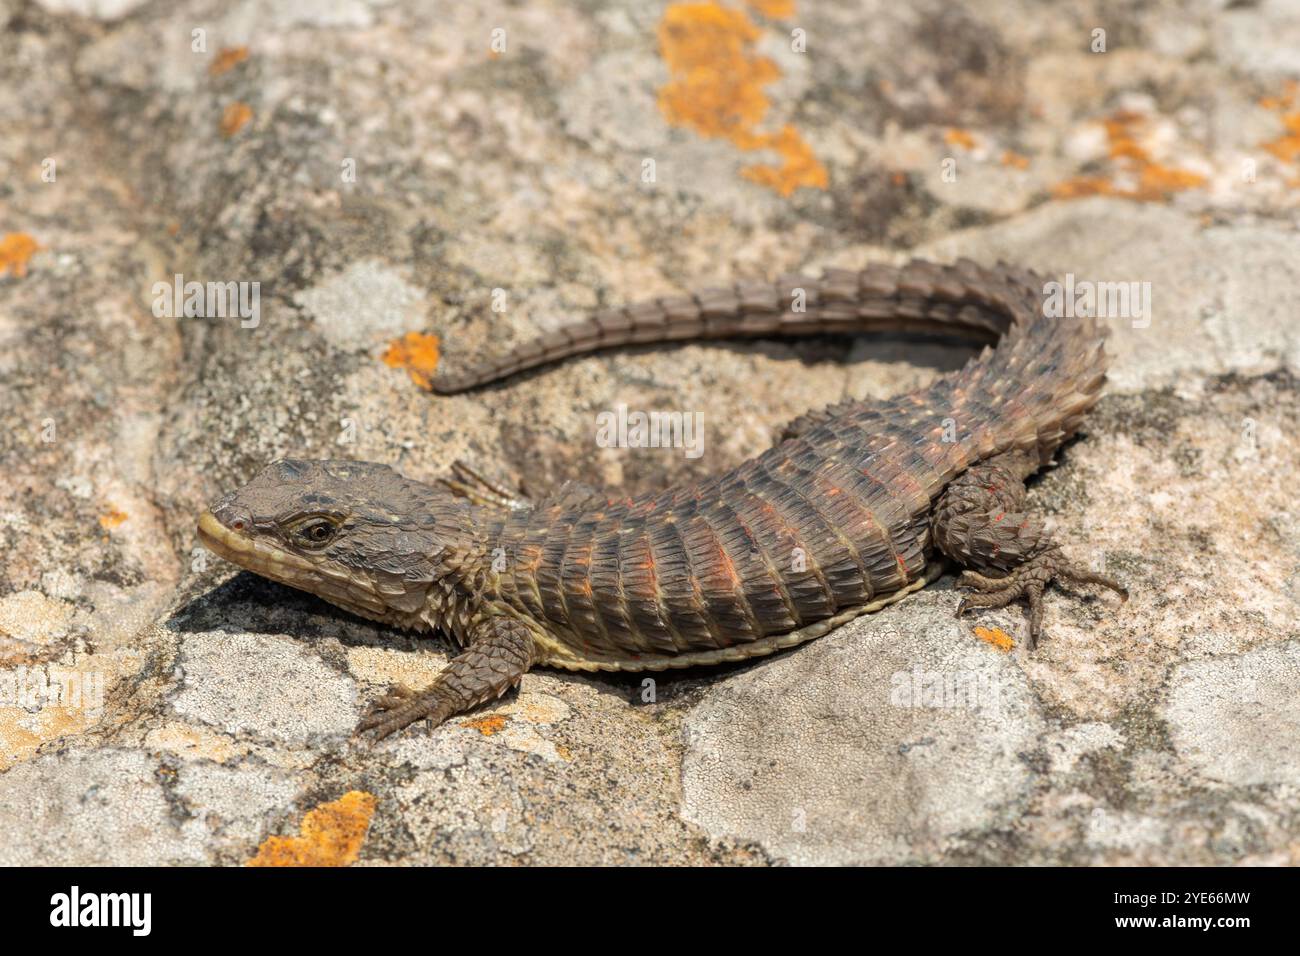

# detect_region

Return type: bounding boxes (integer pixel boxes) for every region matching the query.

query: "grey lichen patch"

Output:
[170,630,357,746]
[171,758,304,858]
[0,748,208,866]
[1164,641,1300,788]
[682,591,1046,865]
[35,0,149,20]
[919,199,1300,392]
[389,743,537,860]
[1042,721,1126,776]
[0,590,75,646]
[293,259,427,351]
[351,667,749,865]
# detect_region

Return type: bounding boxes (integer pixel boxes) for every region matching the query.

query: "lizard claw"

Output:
[354,683,434,741]
[367,682,417,710]
[955,548,1126,648]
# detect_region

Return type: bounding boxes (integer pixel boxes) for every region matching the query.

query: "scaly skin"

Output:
[197,258,1126,740]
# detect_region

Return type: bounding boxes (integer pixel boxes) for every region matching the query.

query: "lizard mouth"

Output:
[198,512,315,578]
[196,512,389,618]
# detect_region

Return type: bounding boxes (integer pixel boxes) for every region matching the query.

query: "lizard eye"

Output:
[294,518,339,548]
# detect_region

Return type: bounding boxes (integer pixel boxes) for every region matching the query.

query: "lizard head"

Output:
[197,458,477,630]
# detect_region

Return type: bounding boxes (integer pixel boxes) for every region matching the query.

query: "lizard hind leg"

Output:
[438,459,533,512]
[932,450,1126,648]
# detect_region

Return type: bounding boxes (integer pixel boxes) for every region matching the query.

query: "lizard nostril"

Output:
[211,499,253,533]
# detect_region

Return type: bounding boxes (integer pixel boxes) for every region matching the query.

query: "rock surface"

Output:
[2,0,1298,865]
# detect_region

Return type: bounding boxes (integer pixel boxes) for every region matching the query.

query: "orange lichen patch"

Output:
[1259,83,1300,171]
[1101,111,1207,197]
[0,232,42,278]
[209,45,249,76]
[656,2,827,197]
[944,128,977,150]
[1050,175,1114,199]
[382,331,441,391]
[1101,110,1148,160]
[1258,80,1298,112]
[740,125,827,194]
[460,714,509,736]
[1051,110,1205,202]
[659,5,771,139]
[973,626,1014,652]
[0,703,98,772]
[219,102,253,138]
[744,0,794,16]
[1134,163,1206,195]
[1001,150,1030,170]
[248,791,377,867]
[1263,114,1300,164]
[98,508,128,530]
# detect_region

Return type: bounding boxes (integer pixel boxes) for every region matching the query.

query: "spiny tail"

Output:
[432,259,1028,394]
[765,258,1110,467]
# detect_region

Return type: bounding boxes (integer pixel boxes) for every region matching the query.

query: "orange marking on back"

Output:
[848,462,909,585]
[713,537,743,590]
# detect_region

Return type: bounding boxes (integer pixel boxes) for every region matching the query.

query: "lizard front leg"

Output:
[932,450,1126,647]
[355,616,536,740]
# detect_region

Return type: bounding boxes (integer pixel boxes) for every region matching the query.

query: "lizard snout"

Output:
[207,495,252,533]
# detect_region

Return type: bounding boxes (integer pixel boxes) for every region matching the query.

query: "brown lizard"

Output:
[197,258,1127,740]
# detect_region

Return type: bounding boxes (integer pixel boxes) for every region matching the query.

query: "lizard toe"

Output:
[957,548,1126,648]
[356,701,427,740]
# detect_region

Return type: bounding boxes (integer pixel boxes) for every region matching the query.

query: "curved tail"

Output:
[432,259,1040,394]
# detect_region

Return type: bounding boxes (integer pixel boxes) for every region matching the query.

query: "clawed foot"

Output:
[955,548,1128,648]
[438,460,531,511]
[354,619,536,745]
[354,683,443,742]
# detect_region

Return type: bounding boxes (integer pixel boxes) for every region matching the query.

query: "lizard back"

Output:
[469,260,1108,670]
